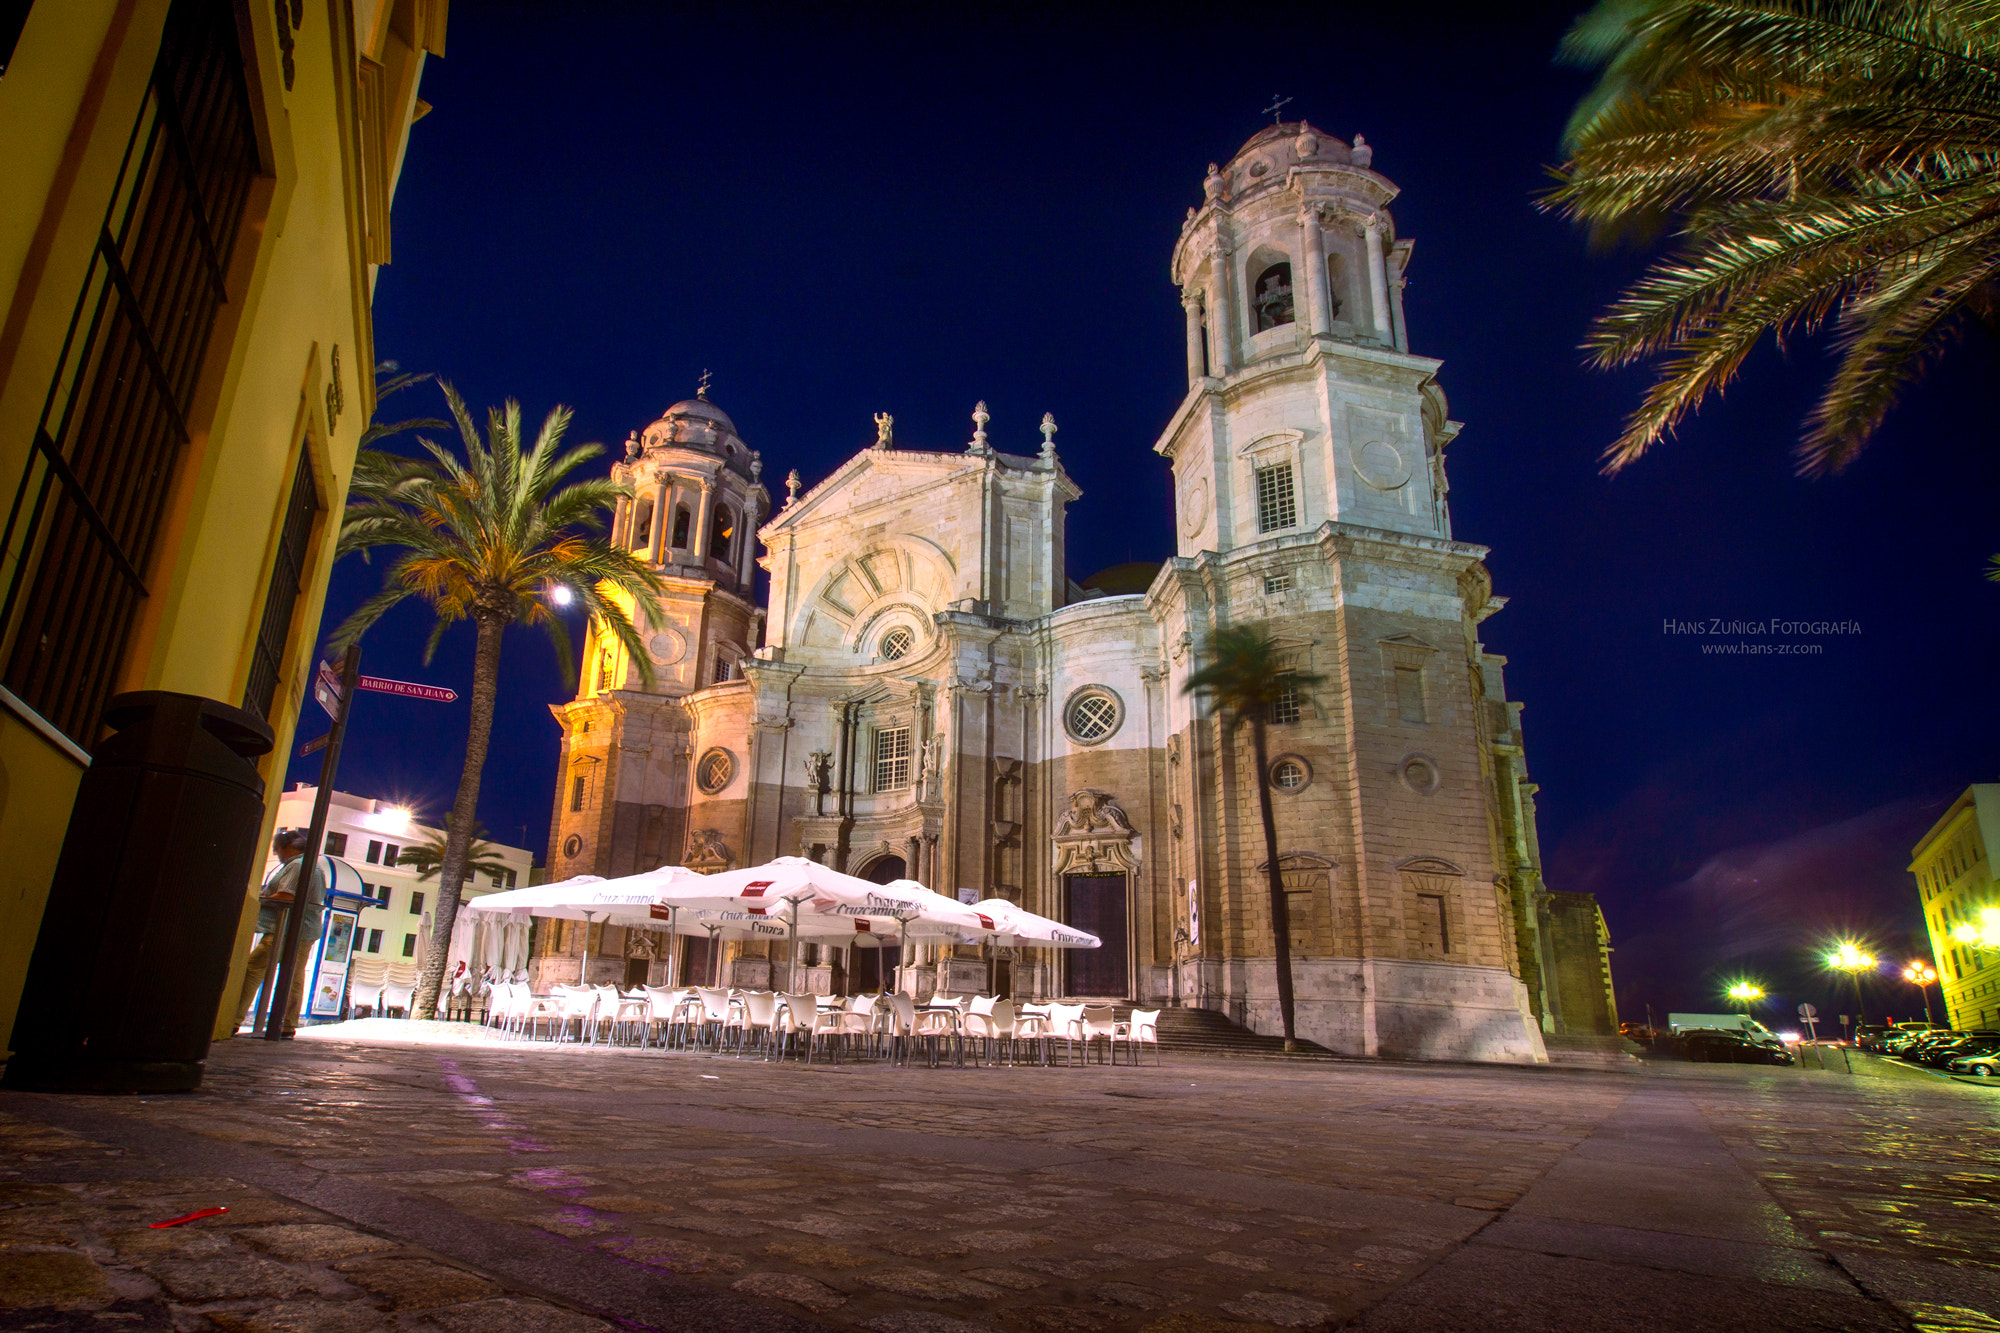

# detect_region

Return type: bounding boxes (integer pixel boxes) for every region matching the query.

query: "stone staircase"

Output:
[1542,1033,1646,1068]
[1099,1003,1343,1061]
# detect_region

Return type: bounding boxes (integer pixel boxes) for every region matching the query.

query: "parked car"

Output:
[1854,1024,1891,1051]
[1947,1051,1999,1077]
[1680,1030,1796,1065]
[1916,1033,2000,1069]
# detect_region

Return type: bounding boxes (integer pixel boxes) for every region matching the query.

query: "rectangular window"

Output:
[1269,683,1301,726]
[1263,572,1293,595]
[1395,666,1426,724]
[366,840,382,864]
[0,0,260,748]
[366,929,382,954]
[1255,462,1297,533]
[505,868,518,888]
[570,774,586,812]
[1418,894,1450,954]
[241,448,322,720]
[384,843,399,866]
[490,874,504,888]
[410,891,425,916]
[401,933,417,957]
[874,726,912,791]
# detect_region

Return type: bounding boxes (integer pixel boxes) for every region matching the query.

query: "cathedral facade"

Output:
[535,123,1615,1062]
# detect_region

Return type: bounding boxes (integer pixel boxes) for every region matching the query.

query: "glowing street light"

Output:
[1725,981,1765,1003]
[1902,961,1938,1026]
[548,584,575,608]
[1824,940,1876,1033]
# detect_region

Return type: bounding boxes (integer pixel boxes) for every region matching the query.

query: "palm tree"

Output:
[1545,1,2000,481]
[335,383,668,1020]
[396,815,513,889]
[1183,626,1324,1052]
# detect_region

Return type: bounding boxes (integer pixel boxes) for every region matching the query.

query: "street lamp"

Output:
[1951,906,2000,952]
[548,584,575,608]
[1824,941,1876,1037]
[1726,981,1764,1003]
[1901,961,1937,1025]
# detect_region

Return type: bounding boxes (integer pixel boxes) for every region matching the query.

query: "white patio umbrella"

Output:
[462,872,677,982]
[964,898,1102,995]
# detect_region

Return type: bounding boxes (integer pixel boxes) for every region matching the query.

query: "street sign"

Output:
[356,674,457,703]
[1798,1002,1817,1018]
[299,733,329,756]
[313,661,343,719]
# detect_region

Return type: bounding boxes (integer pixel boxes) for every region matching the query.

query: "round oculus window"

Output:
[1400,755,1442,794]
[562,833,583,858]
[1270,756,1310,792]
[1064,688,1123,744]
[880,627,915,661]
[696,747,735,794]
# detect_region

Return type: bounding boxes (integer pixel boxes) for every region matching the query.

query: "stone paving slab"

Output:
[1,1033,1993,1331]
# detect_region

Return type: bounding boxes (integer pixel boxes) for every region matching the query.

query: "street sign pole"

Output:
[264,644,361,1040]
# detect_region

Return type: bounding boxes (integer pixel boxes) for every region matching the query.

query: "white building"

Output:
[268,786,535,996]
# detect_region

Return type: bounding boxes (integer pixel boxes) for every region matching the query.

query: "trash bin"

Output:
[3,691,274,1093]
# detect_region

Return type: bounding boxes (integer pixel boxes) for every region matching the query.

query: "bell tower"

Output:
[1157,123,1460,555]
[545,389,770,889]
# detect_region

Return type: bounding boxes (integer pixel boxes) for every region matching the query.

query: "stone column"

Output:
[612,495,629,549]
[737,500,761,588]
[648,477,668,563]
[1181,289,1206,384]
[1208,243,1235,374]
[1300,205,1330,336]
[691,477,714,566]
[1364,216,1392,342]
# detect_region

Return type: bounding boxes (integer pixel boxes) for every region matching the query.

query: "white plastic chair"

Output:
[965,999,1016,1066]
[694,988,733,1049]
[1045,1003,1086,1067]
[1080,1004,1119,1065]
[349,978,384,1019]
[731,990,779,1056]
[379,980,414,1020]
[771,993,817,1062]
[641,985,685,1048]
[1116,1008,1162,1066]
[1013,1003,1051,1065]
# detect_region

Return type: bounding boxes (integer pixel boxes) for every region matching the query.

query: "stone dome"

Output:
[657,396,736,434]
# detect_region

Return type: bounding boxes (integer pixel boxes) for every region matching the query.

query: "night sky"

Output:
[297,2,2000,1030]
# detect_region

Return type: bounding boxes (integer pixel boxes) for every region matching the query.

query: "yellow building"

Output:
[0,0,445,1053]
[1911,784,2000,1031]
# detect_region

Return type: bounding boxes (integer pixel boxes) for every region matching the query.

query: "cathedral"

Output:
[533,123,1618,1062]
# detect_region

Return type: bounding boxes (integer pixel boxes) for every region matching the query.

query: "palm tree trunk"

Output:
[412,613,506,1020]
[1250,716,1296,1050]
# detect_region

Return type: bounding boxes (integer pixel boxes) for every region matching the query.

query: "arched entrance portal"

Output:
[851,854,906,991]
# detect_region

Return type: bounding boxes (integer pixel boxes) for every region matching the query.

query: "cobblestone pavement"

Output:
[2,1027,1996,1332]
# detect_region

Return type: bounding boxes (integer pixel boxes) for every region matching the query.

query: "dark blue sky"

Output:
[298,1,2000,1027]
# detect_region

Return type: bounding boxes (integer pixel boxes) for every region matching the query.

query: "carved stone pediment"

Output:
[686,828,733,873]
[1052,788,1140,876]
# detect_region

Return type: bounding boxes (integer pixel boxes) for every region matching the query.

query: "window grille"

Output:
[1269,683,1302,726]
[242,448,321,720]
[0,0,259,748]
[1255,463,1297,532]
[570,774,586,812]
[880,627,914,661]
[874,726,911,791]
[1066,691,1119,742]
[697,747,734,794]
[1271,758,1307,790]
[1263,572,1293,594]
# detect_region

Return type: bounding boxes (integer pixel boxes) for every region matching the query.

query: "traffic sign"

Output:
[1798,1002,1817,1018]
[299,732,329,756]
[356,674,457,703]
[313,660,343,719]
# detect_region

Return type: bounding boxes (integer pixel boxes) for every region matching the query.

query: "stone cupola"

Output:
[609,390,769,600]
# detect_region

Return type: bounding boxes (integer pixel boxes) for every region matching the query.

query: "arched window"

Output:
[1254,262,1294,331]
[1326,254,1347,322]
[629,496,653,550]
[710,504,734,561]
[671,506,690,548]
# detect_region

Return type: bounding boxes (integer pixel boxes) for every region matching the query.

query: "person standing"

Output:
[234,829,329,1036]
